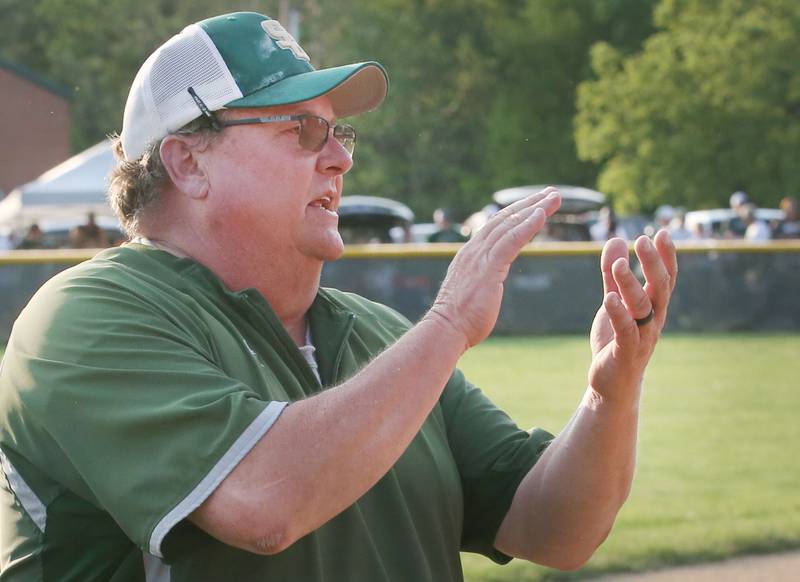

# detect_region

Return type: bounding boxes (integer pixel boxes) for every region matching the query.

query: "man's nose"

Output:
[318,132,354,176]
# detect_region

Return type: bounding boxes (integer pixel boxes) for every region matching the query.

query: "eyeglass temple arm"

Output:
[218,115,297,126]
[187,87,222,131]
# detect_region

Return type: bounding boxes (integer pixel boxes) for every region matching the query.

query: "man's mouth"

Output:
[309,195,337,214]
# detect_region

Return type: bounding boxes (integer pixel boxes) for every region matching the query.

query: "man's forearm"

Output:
[496,231,676,570]
[494,385,641,570]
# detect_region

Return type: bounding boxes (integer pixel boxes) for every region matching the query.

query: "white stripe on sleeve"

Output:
[0,448,47,532]
[148,400,288,557]
[143,551,172,582]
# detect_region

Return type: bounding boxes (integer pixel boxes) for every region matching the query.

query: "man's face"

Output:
[199,95,353,265]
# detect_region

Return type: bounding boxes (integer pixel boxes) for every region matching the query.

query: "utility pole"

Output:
[279,0,302,42]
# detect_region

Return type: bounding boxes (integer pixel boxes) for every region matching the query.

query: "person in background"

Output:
[667,209,692,241]
[689,220,708,240]
[0,11,677,581]
[68,212,110,248]
[16,222,45,249]
[729,190,750,210]
[742,203,771,241]
[644,205,674,238]
[727,190,750,238]
[0,228,12,250]
[776,196,800,239]
[462,203,501,238]
[427,207,467,243]
[591,206,626,241]
[655,205,675,230]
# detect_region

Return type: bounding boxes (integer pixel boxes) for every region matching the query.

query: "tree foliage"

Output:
[314,0,656,218]
[483,0,656,196]
[575,0,800,212]
[307,0,502,218]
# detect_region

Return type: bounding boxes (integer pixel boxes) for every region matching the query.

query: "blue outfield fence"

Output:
[2,241,800,342]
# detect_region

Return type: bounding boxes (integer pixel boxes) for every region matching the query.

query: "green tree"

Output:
[317,0,655,219]
[575,0,800,212]
[484,0,656,194]
[312,0,500,220]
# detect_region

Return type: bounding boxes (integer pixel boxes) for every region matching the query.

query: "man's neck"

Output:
[207,250,322,346]
[256,263,321,346]
[138,233,321,346]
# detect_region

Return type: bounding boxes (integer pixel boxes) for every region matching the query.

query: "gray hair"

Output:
[107,117,219,238]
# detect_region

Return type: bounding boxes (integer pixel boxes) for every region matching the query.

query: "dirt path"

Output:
[592,551,800,581]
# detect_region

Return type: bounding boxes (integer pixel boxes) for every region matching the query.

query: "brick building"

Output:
[0,61,72,196]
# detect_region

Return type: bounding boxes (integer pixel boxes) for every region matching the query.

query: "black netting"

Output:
[2,249,799,342]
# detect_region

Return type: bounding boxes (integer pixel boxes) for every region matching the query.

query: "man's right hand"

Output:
[427,187,562,349]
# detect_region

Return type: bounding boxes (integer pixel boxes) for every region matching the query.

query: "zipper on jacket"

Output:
[330,313,357,385]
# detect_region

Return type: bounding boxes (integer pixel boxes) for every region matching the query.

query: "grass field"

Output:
[457,333,800,581]
[1,334,797,580]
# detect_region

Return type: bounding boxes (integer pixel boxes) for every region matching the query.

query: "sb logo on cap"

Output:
[262,20,310,62]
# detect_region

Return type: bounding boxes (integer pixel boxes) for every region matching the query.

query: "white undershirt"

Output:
[298,328,321,385]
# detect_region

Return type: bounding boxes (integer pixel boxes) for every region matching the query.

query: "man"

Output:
[590,206,622,242]
[777,196,800,238]
[68,212,110,249]
[667,209,693,241]
[727,190,750,238]
[0,12,677,581]
[741,203,771,241]
[428,208,468,243]
[15,223,44,250]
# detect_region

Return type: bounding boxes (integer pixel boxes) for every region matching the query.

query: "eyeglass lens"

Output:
[299,117,356,155]
[333,124,356,155]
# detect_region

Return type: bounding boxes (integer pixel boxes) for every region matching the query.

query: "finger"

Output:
[487,207,547,266]
[600,237,630,296]
[612,256,652,321]
[473,187,559,245]
[653,229,678,293]
[635,235,671,317]
[481,190,561,249]
[470,188,552,243]
[604,291,638,350]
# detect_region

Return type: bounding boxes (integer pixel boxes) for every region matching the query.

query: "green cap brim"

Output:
[226,61,388,118]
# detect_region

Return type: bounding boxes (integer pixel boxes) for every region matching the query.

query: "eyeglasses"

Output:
[187,87,356,155]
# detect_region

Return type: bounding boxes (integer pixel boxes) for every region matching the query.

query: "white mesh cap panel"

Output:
[121,66,157,160]
[120,24,242,160]
[149,25,242,130]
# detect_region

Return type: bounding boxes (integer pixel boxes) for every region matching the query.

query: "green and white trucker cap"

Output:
[120,11,388,160]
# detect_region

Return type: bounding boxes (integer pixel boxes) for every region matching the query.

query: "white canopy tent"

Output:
[0,140,119,233]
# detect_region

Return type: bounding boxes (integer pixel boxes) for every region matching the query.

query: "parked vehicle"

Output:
[463,184,607,241]
[337,195,415,244]
[493,184,606,214]
[684,208,784,238]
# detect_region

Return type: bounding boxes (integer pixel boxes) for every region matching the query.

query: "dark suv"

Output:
[337,195,415,244]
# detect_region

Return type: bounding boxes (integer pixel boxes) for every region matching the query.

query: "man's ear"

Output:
[160,135,209,200]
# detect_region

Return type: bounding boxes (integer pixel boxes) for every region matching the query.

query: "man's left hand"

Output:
[588,231,678,402]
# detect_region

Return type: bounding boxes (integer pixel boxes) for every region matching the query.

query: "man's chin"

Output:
[319,247,345,262]
[314,234,345,262]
